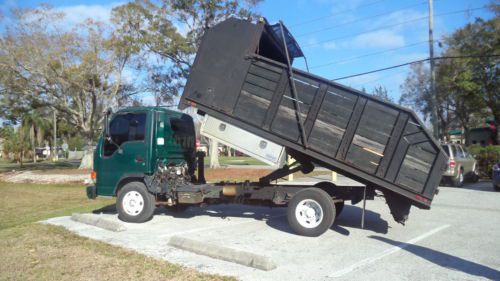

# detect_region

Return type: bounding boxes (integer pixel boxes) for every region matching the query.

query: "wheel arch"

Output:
[113,174,146,196]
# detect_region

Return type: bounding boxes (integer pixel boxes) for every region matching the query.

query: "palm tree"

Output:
[21,110,52,163]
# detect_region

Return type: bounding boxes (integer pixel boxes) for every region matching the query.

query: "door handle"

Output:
[135,156,144,163]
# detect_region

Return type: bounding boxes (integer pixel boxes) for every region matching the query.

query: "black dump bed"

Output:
[179,18,447,211]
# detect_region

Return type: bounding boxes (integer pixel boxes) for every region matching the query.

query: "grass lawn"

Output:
[0,158,80,173]
[0,183,233,281]
[203,156,266,166]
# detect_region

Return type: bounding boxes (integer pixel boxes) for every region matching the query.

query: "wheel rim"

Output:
[122,191,144,216]
[295,199,324,228]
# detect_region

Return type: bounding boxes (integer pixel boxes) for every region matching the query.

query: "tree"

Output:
[0,6,133,144]
[111,0,261,104]
[371,85,394,103]
[442,14,499,143]
[435,51,485,142]
[21,110,52,162]
[1,126,31,168]
[399,62,453,140]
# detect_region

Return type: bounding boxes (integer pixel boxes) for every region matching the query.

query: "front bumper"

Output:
[86,185,97,199]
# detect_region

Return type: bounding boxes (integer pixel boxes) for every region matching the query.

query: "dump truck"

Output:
[87,18,447,237]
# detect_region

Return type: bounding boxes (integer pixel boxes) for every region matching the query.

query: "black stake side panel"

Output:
[180,18,448,207]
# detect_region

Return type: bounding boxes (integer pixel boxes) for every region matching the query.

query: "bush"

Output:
[468,145,500,178]
[67,135,85,151]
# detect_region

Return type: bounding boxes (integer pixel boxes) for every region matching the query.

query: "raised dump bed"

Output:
[179,18,447,213]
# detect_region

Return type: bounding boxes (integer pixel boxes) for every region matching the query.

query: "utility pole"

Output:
[428,0,440,140]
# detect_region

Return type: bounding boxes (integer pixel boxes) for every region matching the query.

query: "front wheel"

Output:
[117,181,156,223]
[287,188,335,237]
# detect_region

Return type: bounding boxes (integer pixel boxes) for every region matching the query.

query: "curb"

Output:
[71,213,126,232]
[168,236,276,271]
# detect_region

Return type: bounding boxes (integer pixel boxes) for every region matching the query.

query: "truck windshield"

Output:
[104,112,146,156]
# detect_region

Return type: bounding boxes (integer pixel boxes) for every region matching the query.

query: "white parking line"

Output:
[329,224,451,278]
[158,214,287,238]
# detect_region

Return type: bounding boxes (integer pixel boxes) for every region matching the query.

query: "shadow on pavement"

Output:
[92,203,389,236]
[334,205,389,234]
[370,236,500,280]
[92,204,116,214]
[460,181,497,192]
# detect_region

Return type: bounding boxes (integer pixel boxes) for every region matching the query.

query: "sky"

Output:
[0,0,496,103]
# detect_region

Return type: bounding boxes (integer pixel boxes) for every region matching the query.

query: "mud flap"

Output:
[382,190,412,225]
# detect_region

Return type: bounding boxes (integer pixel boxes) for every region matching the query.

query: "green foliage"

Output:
[400,9,499,143]
[67,136,85,151]
[0,7,134,142]
[371,85,393,103]
[1,126,31,167]
[468,145,500,178]
[111,0,261,104]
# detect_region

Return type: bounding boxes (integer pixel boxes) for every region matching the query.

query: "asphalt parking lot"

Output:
[46,180,500,281]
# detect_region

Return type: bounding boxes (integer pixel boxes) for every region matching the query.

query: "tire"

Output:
[287,188,335,237]
[452,169,464,187]
[335,201,345,218]
[470,168,479,183]
[117,181,156,223]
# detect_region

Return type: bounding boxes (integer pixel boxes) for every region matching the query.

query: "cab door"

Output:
[95,111,150,196]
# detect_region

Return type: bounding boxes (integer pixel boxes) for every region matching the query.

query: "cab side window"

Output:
[455,145,465,158]
[451,145,458,158]
[104,113,146,156]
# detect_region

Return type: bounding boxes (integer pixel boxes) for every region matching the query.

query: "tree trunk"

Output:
[209,139,220,169]
[78,139,94,170]
[463,127,470,146]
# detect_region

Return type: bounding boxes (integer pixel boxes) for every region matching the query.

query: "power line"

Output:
[349,69,409,87]
[331,54,500,81]
[304,7,487,48]
[309,40,429,69]
[290,0,387,28]
[296,1,428,38]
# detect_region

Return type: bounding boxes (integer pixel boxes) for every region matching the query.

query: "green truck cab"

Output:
[87,107,198,221]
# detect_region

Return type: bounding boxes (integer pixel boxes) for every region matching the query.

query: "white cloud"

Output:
[343,73,380,87]
[371,9,428,31]
[349,30,405,49]
[322,41,337,49]
[55,2,123,26]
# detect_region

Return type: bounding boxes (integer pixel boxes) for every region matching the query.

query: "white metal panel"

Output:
[200,115,285,166]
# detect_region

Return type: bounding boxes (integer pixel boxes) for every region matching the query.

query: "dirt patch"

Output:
[204,168,272,182]
[0,170,89,184]
[204,168,331,182]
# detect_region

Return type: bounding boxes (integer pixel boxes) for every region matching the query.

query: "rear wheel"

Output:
[287,188,335,237]
[470,167,479,183]
[117,181,155,223]
[452,169,464,187]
